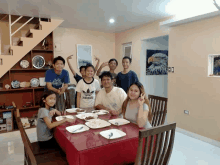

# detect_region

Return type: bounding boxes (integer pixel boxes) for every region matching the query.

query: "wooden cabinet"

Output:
[0,32,54,133]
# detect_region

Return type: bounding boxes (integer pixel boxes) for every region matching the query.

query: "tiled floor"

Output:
[0,128,220,165]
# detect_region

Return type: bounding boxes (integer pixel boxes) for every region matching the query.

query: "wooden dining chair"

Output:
[134,122,176,165]
[148,95,168,127]
[16,115,68,165]
[12,102,63,156]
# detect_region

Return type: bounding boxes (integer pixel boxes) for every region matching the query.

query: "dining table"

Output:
[53,109,148,165]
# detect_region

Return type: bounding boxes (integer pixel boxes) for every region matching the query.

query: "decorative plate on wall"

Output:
[32,55,45,69]
[20,60,29,69]
[30,78,40,87]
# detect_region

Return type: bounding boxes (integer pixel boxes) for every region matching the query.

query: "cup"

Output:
[39,77,46,86]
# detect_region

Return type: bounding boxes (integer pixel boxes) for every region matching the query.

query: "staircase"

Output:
[0,18,63,78]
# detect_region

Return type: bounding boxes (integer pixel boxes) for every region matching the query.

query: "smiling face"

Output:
[101,76,113,88]
[85,66,95,78]
[128,84,140,100]
[122,58,130,69]
[53,60,64,72]
[43,94,56,109]
[108,60,117,71]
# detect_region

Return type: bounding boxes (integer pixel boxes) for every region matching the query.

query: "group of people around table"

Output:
[37,55,152,149]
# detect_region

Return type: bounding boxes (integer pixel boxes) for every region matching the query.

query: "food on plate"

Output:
[76,109,85,112]
[85,116,95,120]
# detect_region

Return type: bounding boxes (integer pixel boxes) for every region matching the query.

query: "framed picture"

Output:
[146,49,168,75]
[208,54,220,77]
[77,44,92,69]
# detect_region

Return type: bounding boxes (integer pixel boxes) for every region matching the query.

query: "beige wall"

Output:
[115,19,170,76]
[53,27,115,84]
[168,16,220,141]
[115,16,220,141]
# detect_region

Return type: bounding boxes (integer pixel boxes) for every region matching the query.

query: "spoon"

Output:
[108,132,113,139]
[72,126,83,133]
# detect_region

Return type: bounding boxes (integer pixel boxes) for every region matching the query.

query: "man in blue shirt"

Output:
[116,56,139,92]
[45,56,70,111]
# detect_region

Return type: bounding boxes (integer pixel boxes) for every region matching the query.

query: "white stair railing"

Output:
[9,15,34,46]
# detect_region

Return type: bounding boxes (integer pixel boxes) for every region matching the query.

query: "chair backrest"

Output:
[148,95,168,127]
[135,122,176,165]
[13,102,33,151]
[16,115,37,165]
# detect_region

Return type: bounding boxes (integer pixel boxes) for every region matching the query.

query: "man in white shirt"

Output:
[95,71,127,115]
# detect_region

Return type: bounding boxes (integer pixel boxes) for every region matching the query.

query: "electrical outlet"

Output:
[184,110,189,115]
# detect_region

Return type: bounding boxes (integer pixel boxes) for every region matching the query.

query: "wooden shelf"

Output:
[10,68,49,71]
[0,31,54,134]
[32,49,53,52]
[0,87,44,92]
[0,109,13,112]
[19,106,40,111]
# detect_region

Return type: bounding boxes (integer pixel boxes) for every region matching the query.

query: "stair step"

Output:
[34,23,42,30]
[26,30,33,38]
[17,38,23,46]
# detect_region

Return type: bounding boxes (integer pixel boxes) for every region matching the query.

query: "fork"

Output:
[72,126,83,133]
[108,132,113,139]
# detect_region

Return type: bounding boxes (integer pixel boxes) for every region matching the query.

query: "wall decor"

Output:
[11,80,20,88]
[32,55,45,69]
[30,78,40,87]
[146,49,168,75]
[208,54,220,76]
[77,44,92,68]
[20,60,29,69]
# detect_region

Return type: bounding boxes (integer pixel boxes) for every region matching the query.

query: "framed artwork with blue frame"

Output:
[146,49,168,75]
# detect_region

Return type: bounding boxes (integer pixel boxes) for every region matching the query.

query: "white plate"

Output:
[66,108,78,113]
[92,110,109,115]
[85,119,111,129]
[99,129,126,139]
[55,115,75,121]
[66,124,89,133]
[108,118,130,126]
[75,113,98,120]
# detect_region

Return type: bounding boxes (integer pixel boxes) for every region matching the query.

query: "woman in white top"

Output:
[122,81,152,129]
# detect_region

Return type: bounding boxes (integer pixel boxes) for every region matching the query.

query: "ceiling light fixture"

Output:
[109,19,115,23]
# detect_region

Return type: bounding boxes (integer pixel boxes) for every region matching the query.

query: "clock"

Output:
[20,60,29,69]
[32,55,45,69]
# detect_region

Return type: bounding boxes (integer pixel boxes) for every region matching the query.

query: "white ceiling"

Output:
[0,0,173,33]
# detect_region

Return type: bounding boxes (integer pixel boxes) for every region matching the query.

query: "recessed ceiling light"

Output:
[109,19,115,23]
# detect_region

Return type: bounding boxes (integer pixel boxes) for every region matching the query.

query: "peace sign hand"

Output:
[138,93,145,105]
[94,55,100,61]
[67,55,73,60]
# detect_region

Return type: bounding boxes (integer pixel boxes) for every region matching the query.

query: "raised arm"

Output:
[94,56,100,74]
[96,62,108,76]
[137,94,148,128]
[67,55,77,76]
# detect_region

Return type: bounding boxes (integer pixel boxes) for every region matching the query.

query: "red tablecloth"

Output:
[54,113,143,165]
